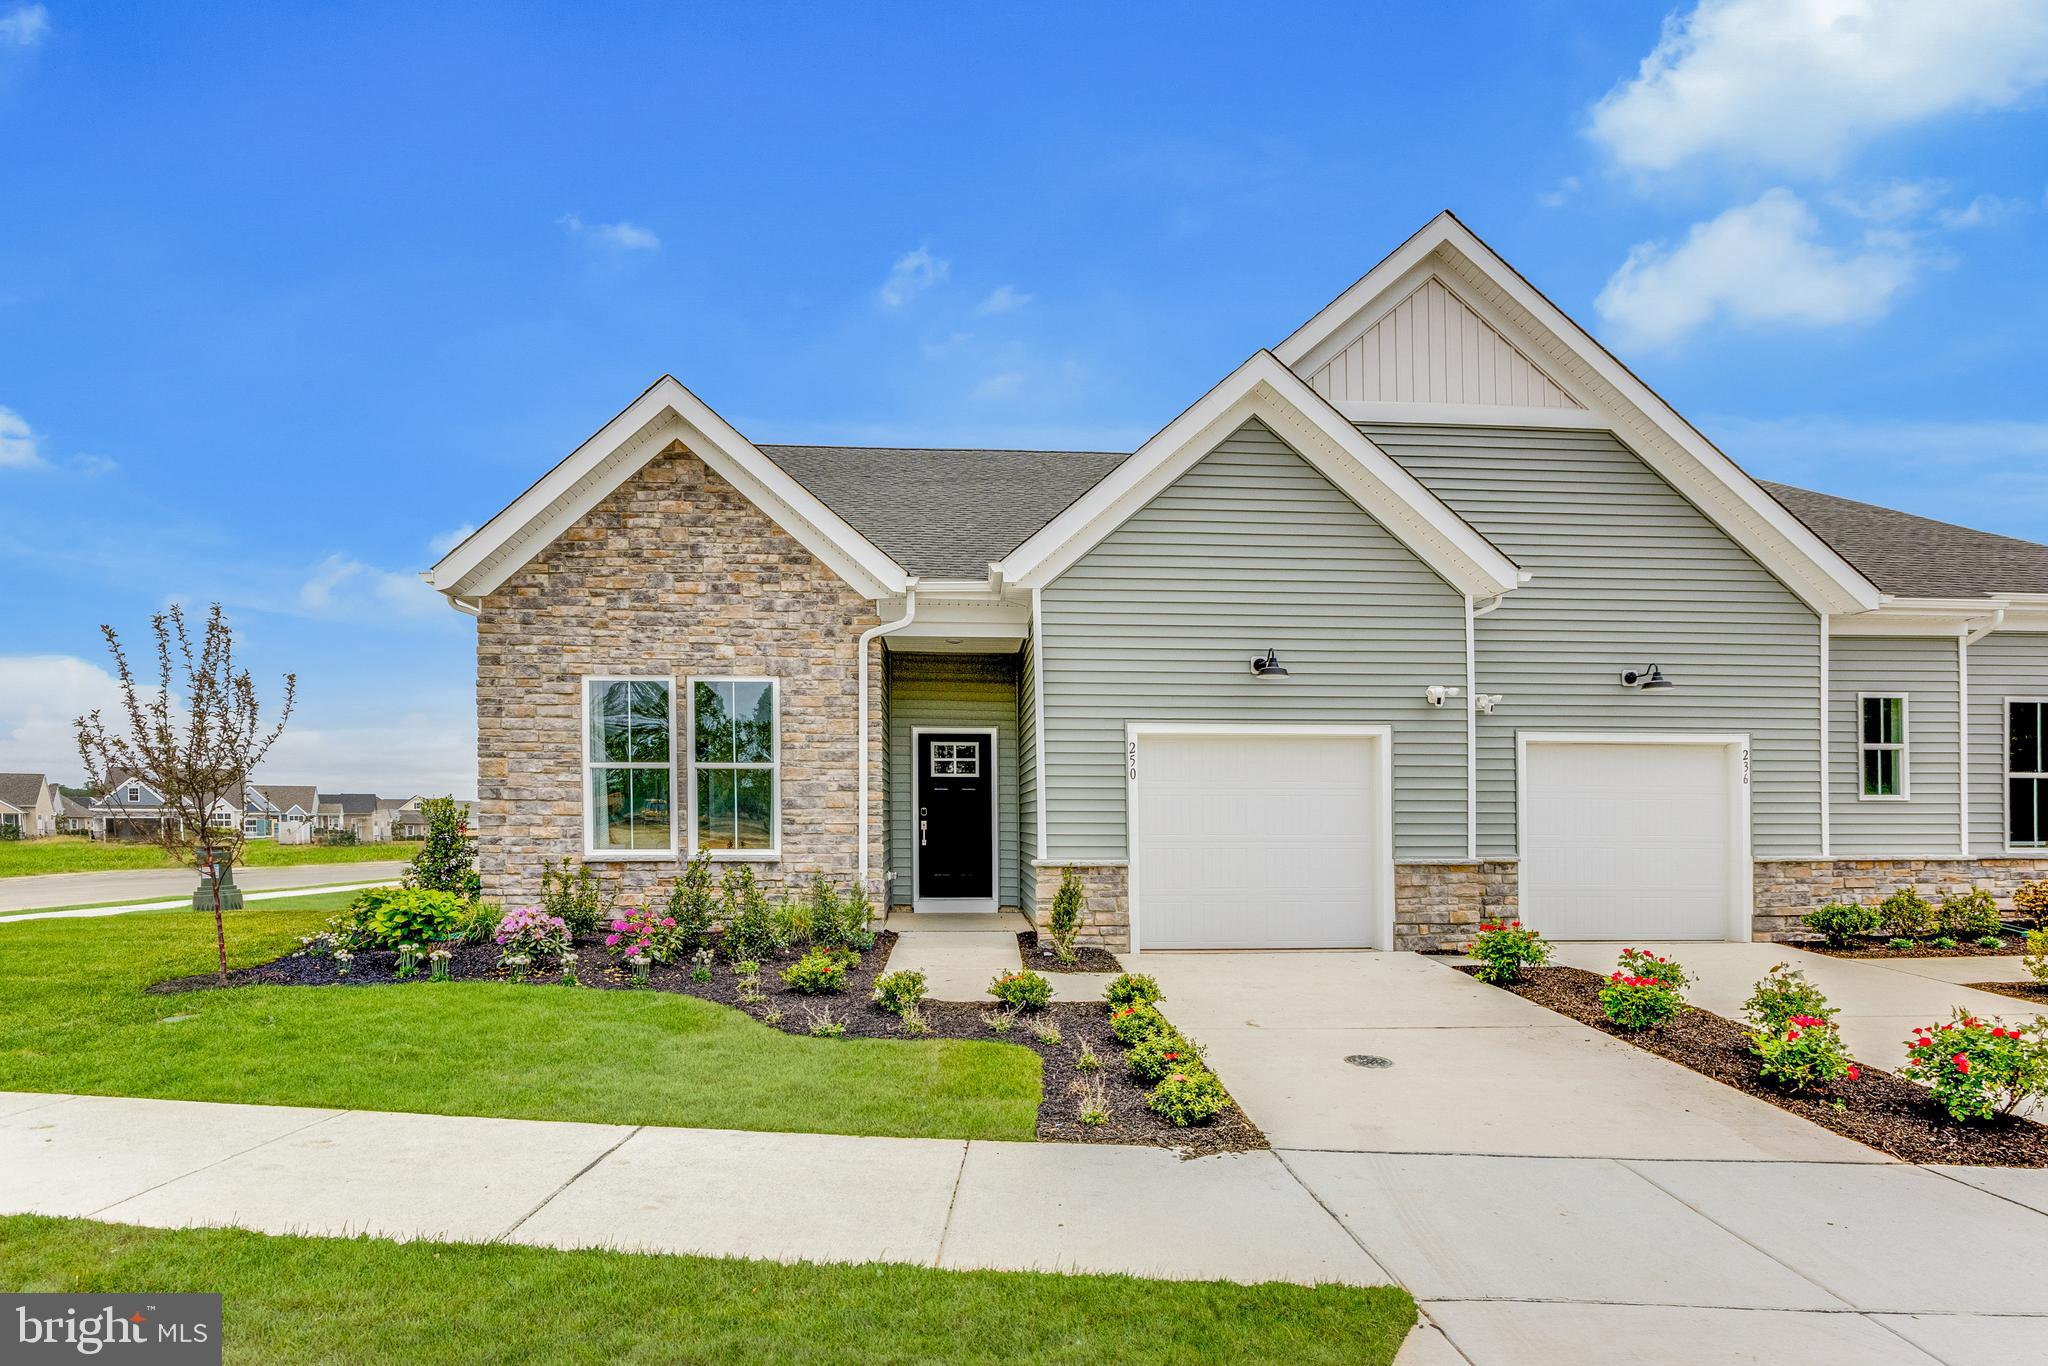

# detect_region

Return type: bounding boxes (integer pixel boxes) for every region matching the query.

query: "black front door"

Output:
[916,732,993,901]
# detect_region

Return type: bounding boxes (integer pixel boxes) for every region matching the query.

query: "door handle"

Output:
[919,819,927,847]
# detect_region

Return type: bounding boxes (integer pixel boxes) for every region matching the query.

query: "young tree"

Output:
[406,795,480,898]
[75,604,295,985]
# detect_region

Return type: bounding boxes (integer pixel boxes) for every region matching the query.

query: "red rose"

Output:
[1953,1054,1971,1073]
[1846,1066,1860,1081]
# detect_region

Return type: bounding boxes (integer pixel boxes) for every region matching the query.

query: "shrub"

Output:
[1901,1012,2048,1122]
[1102,973,1162,1009]
[1468,920,1551,984]
[769,898,814,950]
[405,796,479,898]
[341,887,469,949]
[981,1008,1016,1035]
[1147,1069,1231,1126]
[1599,972,1684,1031]
[1938,889,2001,939]
[1616,947,1690,993]
[605,905,685,963]
[494,905,570,965]
[1977,936,2005,949]
[538,859,615,938]
[1744,963,1836,1035]
[665,853,718,954]
[1127,1031,1204,1084]
[1878,887,1938,941]
[1031,1021,1063,1046]
[1802,900,1880,948]
[780,949,849,994]
[453,898,501,945]
[897,1005,931,1037]
[803,1004,846,1038]
[1751,1015,1859,1093]
[1046,866,1086,965]
[1933,936,1960,951]
[2015,880,2048,928]
[1887,937,1915,951]
[719,865,777,964]
[2025,929,2048,985]
[1109,1002,1169,1046]
[872,969,928,1016]
[810,877,875,952]
[988,969,1052,1012]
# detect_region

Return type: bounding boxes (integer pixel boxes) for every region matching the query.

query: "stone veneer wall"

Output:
[1752,857,2048,940]
[1029,863,1128,950]
[1394,863,1520,951]
[475,441,884,908]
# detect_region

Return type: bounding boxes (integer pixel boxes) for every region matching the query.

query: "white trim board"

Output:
[909,725,1000,915]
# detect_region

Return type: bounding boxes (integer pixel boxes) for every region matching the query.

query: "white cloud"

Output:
[1830,178,1946,222]
[1594,190,1921,349]
[427,523,475,556]
[1591,0,2048,176]
[0,4,48,47]
[0,404,44,468]
[878,247,948,309]
[557,213,661,252]
[975,285,1033,315]
[71,453,117,476]
[1537,175,1581,208]
[1936,193,2029,228]
[0,654,128,782]
[296,553,442,620]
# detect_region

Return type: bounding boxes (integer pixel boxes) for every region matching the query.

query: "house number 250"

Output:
[1128,741,1139,781]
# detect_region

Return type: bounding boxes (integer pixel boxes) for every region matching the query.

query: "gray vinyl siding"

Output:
[1018,629,1038,915]
[1361,424,1823,858]
[1039,417,1470,862]
[1830,636,1961,855]
[1966,632,2048,855]
[885,652,1023,906]
[877,644,892,887]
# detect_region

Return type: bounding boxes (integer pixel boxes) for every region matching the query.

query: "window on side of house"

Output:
[1858,695,1908,799]
[690,678,779,855]
[2009,699,2048,849]
[584,677,676,856]
[126,783,141,803]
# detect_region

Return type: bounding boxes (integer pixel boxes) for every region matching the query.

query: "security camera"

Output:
[1424,685,1463,707]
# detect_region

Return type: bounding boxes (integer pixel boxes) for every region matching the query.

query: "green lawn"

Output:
[0,896,1042,1141]
[0,1216,1416,1364]
[0,836,423,878]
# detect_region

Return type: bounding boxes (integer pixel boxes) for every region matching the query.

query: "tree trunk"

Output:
[203,836,228,985]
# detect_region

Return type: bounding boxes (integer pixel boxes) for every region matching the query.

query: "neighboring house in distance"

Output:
[426,211,2048,952]
[55,792,93,835]
[0,773,57,837]
[250,783,319,838]
[88,771,174,841]
[317,793,390,842]
[389,796,468,839]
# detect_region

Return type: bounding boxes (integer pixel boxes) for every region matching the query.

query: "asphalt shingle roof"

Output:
[1763,482,2048,601]
[0,772,47,811]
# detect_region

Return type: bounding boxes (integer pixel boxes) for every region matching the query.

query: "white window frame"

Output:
[126,783,141,803]
[1856,692,1910,802]
[580,674,680,861]
[686,675,781,862]
[242,816,263,836]
[2005,696,2048,852]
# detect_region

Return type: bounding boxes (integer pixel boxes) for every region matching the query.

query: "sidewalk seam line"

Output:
[1270,1149,1400,1288]
[930,1139,972,1268]
[493,1125,643,1245]
[85,1107,354,1218]
[1616,1159,1860,1313]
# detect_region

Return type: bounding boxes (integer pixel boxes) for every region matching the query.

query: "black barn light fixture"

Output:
[1620,663,1675,691]
[1250,648,1290,678]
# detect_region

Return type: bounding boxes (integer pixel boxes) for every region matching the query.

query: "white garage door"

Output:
[1521,739,1742,941]
[1132,731,1384,949]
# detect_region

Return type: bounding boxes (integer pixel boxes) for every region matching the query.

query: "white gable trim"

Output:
[995,351,1520,598]
[1275,213,1882,616]
[428,376,909,603]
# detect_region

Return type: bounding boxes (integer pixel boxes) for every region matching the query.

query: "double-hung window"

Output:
[1858,695,1908,800]
[691,678,779,855]
[584,677,677,855]
[2009,699,2048,849]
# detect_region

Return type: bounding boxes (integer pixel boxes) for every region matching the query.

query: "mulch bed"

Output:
[1794,927,2034,959]
[1016,931,1124,975]
[157,931,1261,1157]
[1966,980,2048,1007]
[1461,964,2048,1167]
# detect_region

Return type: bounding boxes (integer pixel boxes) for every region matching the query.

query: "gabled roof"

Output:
[0,773,45,811]
[253,783,318,817]
[319,792,381,816]
[1762,483,2048,601]
[1273,211,1882,615]
[995,351,1522,598]
[427,375,910,603]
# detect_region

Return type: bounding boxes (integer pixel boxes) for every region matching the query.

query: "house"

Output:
[317,793,390,842]
[55,792,93,835]
[249,783,319,838]
[426,212,2048,952]
[87,771,175,841]
[0,772,57,838]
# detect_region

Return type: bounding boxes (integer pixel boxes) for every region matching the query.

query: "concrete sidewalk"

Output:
[0,879,396,924]
[0,861,407,915]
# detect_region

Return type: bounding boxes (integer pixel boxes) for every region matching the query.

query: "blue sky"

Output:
[4,1,2047,796]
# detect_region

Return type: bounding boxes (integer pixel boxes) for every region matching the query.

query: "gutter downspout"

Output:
[1818,615,1829,859]
[858,581,919,894]
[1466,592,1507,863]
[1959,608,2004,856]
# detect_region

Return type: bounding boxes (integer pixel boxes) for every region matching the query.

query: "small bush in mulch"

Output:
[1461,964,2048,1167]
[1793,926,2032,959]
[1017,931,1123,974]
[1971,981,2048,1007]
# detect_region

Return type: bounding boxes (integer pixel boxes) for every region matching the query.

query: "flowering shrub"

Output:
[495,906,570,965]
[1109,1002,1170,1046]
[2025,929,2048,985]
[2015,879,2048,928]
[1938,889,2002,940]
[1743,963,1836,1034]
[872,969,928,1016]
[1802,900,1879,948]
[1878,887,1938,940]
[605,905,684,963]
[988,970,1052,1012]
[1902,1012,2048,1122]
[780,949,848,995]
[538,858,615,937]
[1102,973,1163,1009]
[1598,972,1684,1031]
[1468,920,1550,985]
[1127,1031,1204,1084]
[1616,947,1690,993]
[1147,1069,1231,1126]
[1751,1014,1859,1093]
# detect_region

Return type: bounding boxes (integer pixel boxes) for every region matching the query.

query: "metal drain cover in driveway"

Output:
[1344,1054,1394,1069]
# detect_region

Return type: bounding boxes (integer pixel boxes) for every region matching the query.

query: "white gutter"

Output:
[857,581,919,890]
[1818,615,1829,859]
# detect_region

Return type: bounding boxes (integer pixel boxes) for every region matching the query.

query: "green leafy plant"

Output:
[1877,887,1937,941]
[2023,929,2048,985]
[404,796,479,898]
[664,853,718,954]
[770,898,814,951]
[538,858,615,938]
[1744,963,1836,1035]
[1102,973,1162,1010]
[1976,935,2006,949]
[1751,1014,1859,1093]
[1468,920,1551,984]
[872,969,928,1016]
[1046,866,1086,966]
[1887,937,1915,951]
[1071,1076,1110,1127]
[896,1005,931,1037]
[1939,889,2002,939]
[1598,971,1684,1031]
[780,948,849,994]
[1147,1069,1231,1126]
[1901,1012,2048,1122]
[1074,1041,1101,1072]
[810,876,875,952]
[1802,900,1880,948]
[453,899,501,945]
[719,865,777,964]
[1127,1031,1204,1084]
[2015,879,2048,928]
[1108,1002,1169,1046]
[988,970,1052,1012]
[1616,947,1690,993]
[339,886,469,949]
[1933,936,1960,951]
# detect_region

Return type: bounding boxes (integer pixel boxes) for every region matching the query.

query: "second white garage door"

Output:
[1130,729,1388,950]
[1520,737,1747,941]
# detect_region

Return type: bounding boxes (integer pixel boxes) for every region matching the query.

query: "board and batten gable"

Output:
[883,652,1023,907]
[1967,631,2048,855]
[1038,416,1470,864]
[1829,636,1962,856]
[1360,424,1824,858]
